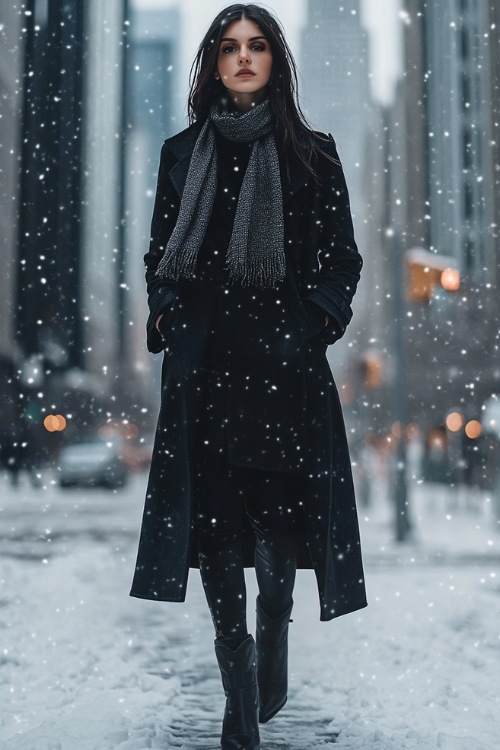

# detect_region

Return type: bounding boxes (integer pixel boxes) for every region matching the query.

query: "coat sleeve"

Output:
[303,136,363,345]
[143,142,181,353]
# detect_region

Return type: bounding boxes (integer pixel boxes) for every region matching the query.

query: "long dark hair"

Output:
[188,4,335,180]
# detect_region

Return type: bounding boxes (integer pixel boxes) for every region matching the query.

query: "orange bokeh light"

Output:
[465,420,482,439]
[446,412,464,432]
[441,268,460,292]
[340,382,354,406]
[405,422,420,440]
[55,414,67,431]
[43,414,67,432]
[391,421,402,438]
[44,415,58,432]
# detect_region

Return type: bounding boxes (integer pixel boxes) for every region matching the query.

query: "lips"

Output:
[236,69,256,77]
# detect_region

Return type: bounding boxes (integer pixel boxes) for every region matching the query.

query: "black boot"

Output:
[214,634,260,750]
[256,595,293,724]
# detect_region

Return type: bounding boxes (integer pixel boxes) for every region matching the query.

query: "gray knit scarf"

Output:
[155,98,285,288]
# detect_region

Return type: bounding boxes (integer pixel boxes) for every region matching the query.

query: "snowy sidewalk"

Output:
[359,480,500,565]
[0,474,499,750]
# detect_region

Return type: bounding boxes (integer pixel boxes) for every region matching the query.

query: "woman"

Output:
[131,4,367,748]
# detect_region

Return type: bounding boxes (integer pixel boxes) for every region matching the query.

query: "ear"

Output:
[214,70,220,80]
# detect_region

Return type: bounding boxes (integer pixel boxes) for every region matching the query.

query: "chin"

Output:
[228,84,268,98]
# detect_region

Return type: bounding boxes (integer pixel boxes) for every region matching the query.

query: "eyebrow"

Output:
[220,36,267,43]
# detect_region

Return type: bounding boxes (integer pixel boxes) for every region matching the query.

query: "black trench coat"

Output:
[130,122,368,621]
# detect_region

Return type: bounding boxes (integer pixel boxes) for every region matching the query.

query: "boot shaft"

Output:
[256,596,293,646]
[256,596,293,724]
[214,634,260,750]
[215,635,258,692]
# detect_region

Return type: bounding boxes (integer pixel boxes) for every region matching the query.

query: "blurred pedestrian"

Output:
[1,429,23,487]
[1,417,42,489]
[130,5,366,747]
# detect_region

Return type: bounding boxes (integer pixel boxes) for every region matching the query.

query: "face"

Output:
[216,18,273,106]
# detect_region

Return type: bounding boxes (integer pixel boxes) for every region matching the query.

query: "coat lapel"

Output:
[167,123,202,199]
[282,157,310,204]
[169,156,192,199]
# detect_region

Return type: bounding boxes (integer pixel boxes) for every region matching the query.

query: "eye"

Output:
[251,43,266,51]
[221,45,236,54]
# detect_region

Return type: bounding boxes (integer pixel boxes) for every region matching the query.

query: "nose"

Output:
[238,45,252,64]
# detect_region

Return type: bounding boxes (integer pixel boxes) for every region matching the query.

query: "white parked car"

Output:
[58,438,128,489]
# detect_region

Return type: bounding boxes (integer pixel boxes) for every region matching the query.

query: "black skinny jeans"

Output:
[193,459,304,644]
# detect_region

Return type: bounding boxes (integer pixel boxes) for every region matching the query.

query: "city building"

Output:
[355,0,500,491]
[13,0,129,437]
[400,0,499,426]
[424,1,491,277]
[486,1,500,290]
[0,4,25,441]
[300,0,372,374]
[80,0,130,381]
[124,7,181,399]
[300,0,371,199]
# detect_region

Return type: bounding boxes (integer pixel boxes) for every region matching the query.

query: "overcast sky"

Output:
[132,0,403,105]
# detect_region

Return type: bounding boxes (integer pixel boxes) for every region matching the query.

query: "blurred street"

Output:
[1,472,499,750]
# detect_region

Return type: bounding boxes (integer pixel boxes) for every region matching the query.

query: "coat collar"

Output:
[165,121,311,205]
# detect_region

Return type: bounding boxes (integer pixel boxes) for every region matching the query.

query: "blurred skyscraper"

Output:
[424,1,492,278]
[486,0,499,291]
[124,7,180,394]
[379,0,498,276]
[0,4,24,426]
[300,0,371,220]
[300,0,372,375]
[355,0,500,448]
[80,0,130,377]
[9,0,129,434]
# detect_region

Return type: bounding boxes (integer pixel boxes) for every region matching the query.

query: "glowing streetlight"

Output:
[465,420,482,439]
[440,268,460,292]
[43,414,67,432]
[446,411,464,432]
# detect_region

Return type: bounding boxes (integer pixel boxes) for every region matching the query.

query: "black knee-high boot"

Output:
[214,634,260,750]
[254,534,296,724]
[197,527,258,747]
[256,596,293,723]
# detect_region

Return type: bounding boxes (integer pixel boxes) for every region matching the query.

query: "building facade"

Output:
[425,1,491,276]
[13,0,130,438]
[486,1,500,289]
[354,0,500,489]
[0,5,25,452]
[300,0,371,197]
[300,0,372,375]
[124,7,181,398]
[0,4,24,364]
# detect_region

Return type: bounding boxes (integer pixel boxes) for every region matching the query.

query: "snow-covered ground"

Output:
[0,472,499,749]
